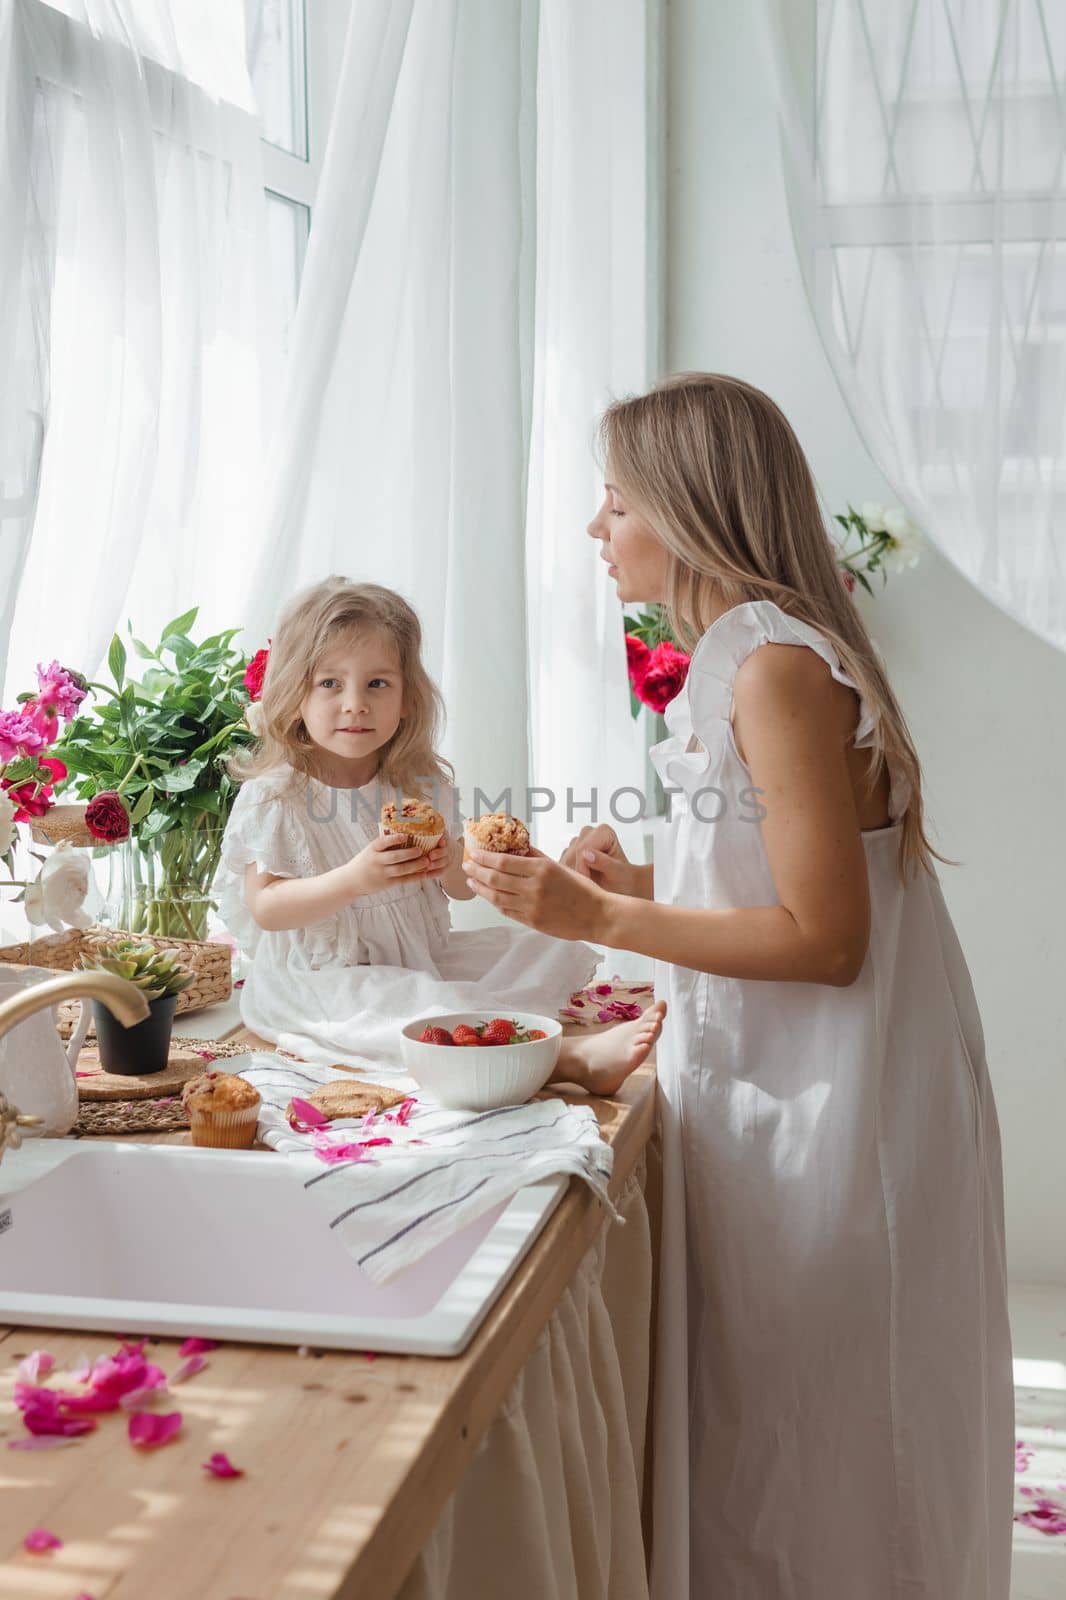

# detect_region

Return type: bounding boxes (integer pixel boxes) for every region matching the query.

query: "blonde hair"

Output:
[229,578,453,797]
[599,372,955,886]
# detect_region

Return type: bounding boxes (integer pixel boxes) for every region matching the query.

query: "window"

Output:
[244,0,343,346]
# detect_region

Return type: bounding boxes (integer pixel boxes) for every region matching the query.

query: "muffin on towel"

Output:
[182,1070,261,1149]
[463,812,530,863]
[379,797,445,855]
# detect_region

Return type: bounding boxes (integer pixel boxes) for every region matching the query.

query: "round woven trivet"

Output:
[77,1036,257,1102]
[70,1038,258,1136]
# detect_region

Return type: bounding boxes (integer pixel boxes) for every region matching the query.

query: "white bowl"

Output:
[399,1011,562,1111]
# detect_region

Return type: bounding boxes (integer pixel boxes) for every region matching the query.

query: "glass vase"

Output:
[117,827,223,942]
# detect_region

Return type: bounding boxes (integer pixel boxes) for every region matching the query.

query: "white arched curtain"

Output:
[241,0,658,857]
[0,0,276,706]
[763,0,1066,652]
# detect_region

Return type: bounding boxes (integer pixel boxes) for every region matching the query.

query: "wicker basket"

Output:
[0,925,231,1017]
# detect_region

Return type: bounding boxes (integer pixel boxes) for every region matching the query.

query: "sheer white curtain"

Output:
[242,0,657,848]
[763,0,1066,652]
[0,0,276,704]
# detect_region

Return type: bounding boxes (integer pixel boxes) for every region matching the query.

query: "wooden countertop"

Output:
[0,1024,657,1599]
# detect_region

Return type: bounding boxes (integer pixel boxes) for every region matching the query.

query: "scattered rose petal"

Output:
[360,1136,391,1148]
[361,1106,378,1130]
[203,1451,243,1479]
[363,1351,377,1363]
[69,1353,93,1383]
[171,1355,207,1385]
[119,1384,171,1410]
[24,1527,62,1553]
[16,1350,55,1384]
[178,1338,219,1356]
[393,1097,416,1125]
[1016,1498,1066,1536]
[559,1007,585,1020]
[128,1411,183,1449]
[594,983,613,995]
[289,1096,330,1132]
[1016,1440,1035,1473]
[313,1142,371,1165]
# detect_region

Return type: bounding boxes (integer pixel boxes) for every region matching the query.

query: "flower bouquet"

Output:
[1,663,95,937]
[49,610,258,941]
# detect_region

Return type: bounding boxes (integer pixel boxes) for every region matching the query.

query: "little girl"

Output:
[216,577,664,1087]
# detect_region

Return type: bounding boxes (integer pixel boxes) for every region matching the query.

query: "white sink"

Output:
[0,1142,567,1356]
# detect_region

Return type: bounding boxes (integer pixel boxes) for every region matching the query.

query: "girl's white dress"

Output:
[215,765,600,1069]
[648,601,1013,1600]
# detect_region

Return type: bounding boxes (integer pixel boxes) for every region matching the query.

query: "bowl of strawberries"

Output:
[399,1011,562,1110]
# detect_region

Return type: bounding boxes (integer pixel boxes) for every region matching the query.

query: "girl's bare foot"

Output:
[550,1000,667,1097]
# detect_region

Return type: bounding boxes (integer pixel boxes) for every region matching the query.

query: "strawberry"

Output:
[419,1026,454,1046]
[527,1029,547,1041]
[452,1024,483,1047]
[481,1019,516,1046]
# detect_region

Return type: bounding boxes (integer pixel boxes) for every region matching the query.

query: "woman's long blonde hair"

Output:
[600,373,954,885]
[228,578,453,797]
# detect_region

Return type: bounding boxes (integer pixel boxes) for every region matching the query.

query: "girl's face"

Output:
[299,628,405,782]
[586,462,670,604]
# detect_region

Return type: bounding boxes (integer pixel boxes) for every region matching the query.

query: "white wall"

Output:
[666,0,1066,1284]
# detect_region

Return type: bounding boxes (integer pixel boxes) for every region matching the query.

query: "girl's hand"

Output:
[419,840,451,881]
[348,835,439,897]
[464,846,610,942]
[560,824,650,899]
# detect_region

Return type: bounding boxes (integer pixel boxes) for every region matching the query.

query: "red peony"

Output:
[635,641,690,713]
[1,757,67,822]
[625,633,651,693]
[244,644,270,702]
[85,789,130,843]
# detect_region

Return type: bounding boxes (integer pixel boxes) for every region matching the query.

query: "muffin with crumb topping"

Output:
[181,1070,261,1149]
[463,812,530,862]
[379,797,446,855]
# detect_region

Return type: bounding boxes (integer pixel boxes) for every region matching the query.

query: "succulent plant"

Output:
[77,937,195,1000]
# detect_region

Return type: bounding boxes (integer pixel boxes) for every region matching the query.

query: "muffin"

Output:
[463,812,530,863]
[379,797,446,856]
[181,1070,261,1150]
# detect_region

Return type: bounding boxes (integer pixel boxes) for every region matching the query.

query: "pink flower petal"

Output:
[288,1096,330,1132]
[24,1527,63,1553]
[16,1350,54,1384]
[203,1451,243,1479]
[313,1142,371,1165]
[360,1136,392,1148]
[69,1352,93,1383]
[171,1355,207,1385]
[119,1384,171,1410]
[394,1097,416,1125]
[594,984,613,995]
[128,1410,183,1449]
[1016,1498,1066,1536]
[178,1338,219,1356]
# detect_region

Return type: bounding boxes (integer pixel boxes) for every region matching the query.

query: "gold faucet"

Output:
[0,970,150,1045]
[0,971,151,1153]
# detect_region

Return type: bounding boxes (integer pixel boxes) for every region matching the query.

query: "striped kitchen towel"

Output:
[236,1053,620,1284]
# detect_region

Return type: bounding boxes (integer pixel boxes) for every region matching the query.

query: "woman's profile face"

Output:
[586,461,670,605]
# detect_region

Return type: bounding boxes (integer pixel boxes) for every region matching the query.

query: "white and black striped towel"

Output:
[236,1053,619,1284]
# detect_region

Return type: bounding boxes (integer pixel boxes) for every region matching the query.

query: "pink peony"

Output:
[35,660,88,722]
[0,709,46,763]
[635,641,690,713]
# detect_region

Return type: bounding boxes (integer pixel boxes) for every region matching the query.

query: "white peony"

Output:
[861,502,887,533]
[23,840,92,932]
[882,506,922,572]
[243,700,265,736]
[0,791,15,856]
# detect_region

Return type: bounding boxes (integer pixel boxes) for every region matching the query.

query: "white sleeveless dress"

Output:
[214,765,600,1069]
[648,601,1013,1599]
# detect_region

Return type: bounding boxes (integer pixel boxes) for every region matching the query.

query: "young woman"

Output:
[464,374,1014,1599]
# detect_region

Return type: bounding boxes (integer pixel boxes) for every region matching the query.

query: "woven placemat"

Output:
[71,1038,258,1136]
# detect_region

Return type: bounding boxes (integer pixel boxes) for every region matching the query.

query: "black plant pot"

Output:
[92,993,178,1076]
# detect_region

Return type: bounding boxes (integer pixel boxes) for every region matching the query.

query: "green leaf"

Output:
[156,760,206,794]
[107,635,127,688]
[128,786,155,825]
[857,571,874,597]
[161,607,199,643]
